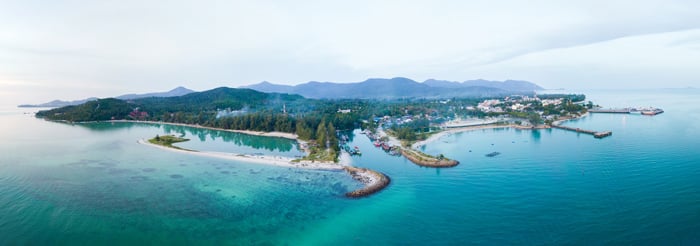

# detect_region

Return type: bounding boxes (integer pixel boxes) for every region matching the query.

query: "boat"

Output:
[381,143,391,151]
[641,108,664,116]
[485,152,500,157]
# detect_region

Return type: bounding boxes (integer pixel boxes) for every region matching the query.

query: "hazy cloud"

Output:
[1,0,699,104]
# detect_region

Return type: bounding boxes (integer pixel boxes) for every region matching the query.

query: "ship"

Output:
[641,108,664,116]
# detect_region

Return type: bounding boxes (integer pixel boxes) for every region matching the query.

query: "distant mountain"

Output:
[18,86,195,108]
[36,87,304,122]
[18,97,100,108]
[244,81,295,94]
[424,79,543,91]
[243,78,542,99]
[116,86,195,100]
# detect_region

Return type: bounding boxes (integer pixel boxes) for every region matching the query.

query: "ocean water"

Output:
[1,89,699,245]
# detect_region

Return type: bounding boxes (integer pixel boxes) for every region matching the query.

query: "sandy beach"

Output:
[552,112,589,126]
[138,139,344,170]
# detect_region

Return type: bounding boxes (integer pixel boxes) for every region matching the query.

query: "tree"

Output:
[327,122,339,151]
[528,113,543,126]
[316,119,328,148]
[296,119,313,140]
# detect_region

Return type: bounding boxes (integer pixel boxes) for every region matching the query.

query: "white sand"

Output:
[138,139,344,170]
[552,112,589,126]
[337,151,353,167]
[376,126,402,147]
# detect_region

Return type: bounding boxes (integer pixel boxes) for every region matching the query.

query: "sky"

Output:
[1,0,700,105]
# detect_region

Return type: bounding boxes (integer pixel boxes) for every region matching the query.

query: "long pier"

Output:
[551,124,612,139]
[588,108,631,114]
[589,107,664,116]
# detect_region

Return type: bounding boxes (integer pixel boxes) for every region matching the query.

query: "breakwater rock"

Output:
[401,148,459,168]
[344,166,390,198]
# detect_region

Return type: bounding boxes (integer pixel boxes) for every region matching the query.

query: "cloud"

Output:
[454,29,700,89]
[0,0,699,102]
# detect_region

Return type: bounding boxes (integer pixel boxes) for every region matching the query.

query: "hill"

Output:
[116,86,195,100]
[243,77,542,99]
[36,87,304,122]
[19,86,195,108]
[423,79,543,91]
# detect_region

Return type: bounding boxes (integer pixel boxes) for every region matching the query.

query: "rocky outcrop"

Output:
[344,166,390,198]
[401,148,459,168]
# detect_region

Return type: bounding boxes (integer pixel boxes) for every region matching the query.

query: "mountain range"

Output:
[35,87,304,122]
[18,86,195,108]
[242,78,543,99]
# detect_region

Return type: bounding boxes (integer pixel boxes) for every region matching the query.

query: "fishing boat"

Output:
[641,108,664,116]
[485,152,501,157]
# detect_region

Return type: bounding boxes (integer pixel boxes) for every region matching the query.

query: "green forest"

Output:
[36,87,588,160]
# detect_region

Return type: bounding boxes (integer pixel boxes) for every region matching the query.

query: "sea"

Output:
[1,89,699,245]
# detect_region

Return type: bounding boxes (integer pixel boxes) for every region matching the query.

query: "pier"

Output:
[551,124,612,139]
[588,108,631,114]
[589,107,664,116]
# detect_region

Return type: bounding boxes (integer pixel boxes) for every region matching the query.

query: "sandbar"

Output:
[138,139,343,170]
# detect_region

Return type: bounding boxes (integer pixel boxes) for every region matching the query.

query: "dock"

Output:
[551,124,612,139]
[589,107,664,116]
[589,108,631,114]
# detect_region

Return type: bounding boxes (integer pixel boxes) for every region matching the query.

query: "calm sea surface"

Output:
[1,89,699,245]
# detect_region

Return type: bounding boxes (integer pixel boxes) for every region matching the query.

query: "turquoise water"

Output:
[1,89,699,244]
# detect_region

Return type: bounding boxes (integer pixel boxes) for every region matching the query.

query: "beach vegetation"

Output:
[148,135,191,150]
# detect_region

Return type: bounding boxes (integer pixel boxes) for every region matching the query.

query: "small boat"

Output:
[485,152,500,157]
[381,143,391,151]
[641,109,664,116]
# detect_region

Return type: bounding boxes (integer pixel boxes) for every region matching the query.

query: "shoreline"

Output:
[343,166,390,198]
[552,112,589,126]
[412,123,550,149]
[110,120,298,140]
[138,139,344,170]
[400,148,460,168]
[412,113,589,149]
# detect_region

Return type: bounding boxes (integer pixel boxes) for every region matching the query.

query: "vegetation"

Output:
[295,145,338,163]
[35,98,132,122]
[400,148,459,167]
[148,135,192,151]
[37,87,590,161]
